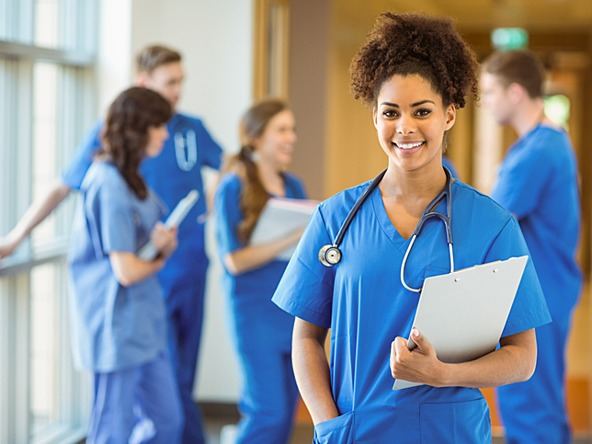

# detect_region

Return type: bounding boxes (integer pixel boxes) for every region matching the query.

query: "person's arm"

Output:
[223,226,304,275]
[205,170,221,217]
[0,180,71,258]
[292,318,340,425]
[109,223,177,286]
[390,327,536,388]
[109,252,166,286]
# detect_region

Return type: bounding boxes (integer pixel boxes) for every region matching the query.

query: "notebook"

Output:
[393,255,528,390]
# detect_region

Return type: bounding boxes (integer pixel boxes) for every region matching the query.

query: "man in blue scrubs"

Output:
[0,45,223,444]
[482,49,582,444]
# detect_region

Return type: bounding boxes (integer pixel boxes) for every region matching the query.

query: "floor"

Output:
[203,416,592,444]
[204,420,313,444]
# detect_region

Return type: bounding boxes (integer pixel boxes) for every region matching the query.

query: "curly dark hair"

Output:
[350,12,479,109]
[100,87,172,199]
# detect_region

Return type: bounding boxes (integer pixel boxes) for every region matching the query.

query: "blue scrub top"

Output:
[491,124,582,318]
[215,172,307,351]
[442,156,459,178]
[68,161,167,372]
[273,178,551,442]
[62,113,224,291]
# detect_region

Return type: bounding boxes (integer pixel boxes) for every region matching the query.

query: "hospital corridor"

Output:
[2,0,592,443]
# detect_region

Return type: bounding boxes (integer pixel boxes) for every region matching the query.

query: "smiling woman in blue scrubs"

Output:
[68,87,182,443]
[272,13,551,443]
[214,99,307,443]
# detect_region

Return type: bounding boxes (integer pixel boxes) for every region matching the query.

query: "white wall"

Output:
[99,0,253,402]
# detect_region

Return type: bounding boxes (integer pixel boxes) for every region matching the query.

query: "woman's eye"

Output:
[383,110,397,118]
[416,108,432,117]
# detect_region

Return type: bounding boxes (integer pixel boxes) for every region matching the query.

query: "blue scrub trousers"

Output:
[497,318,571,443]
[88,352,182,443]
[165,274,207,444]
[235,346,299,444]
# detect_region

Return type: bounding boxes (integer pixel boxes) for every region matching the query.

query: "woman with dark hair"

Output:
[272,12,550,442]
[214,99,308,443]
[68,86,182,443]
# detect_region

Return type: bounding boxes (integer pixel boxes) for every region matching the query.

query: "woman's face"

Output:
[373,74,456,173]
[146,124,169,157]
[253,109,297,169]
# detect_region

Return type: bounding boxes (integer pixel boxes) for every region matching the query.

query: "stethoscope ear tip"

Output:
[318,244,342,267]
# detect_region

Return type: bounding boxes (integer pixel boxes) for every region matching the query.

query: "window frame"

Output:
[0,1,97,442]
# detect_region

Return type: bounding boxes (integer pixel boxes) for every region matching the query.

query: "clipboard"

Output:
[137,189,199,261]
[250,197,317,261]
[393,255,528,390]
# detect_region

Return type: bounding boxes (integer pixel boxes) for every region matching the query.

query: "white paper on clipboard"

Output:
[393,255,528,390]
[250,197,318,261]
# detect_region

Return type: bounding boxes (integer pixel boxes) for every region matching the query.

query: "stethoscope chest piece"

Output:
[319,244,342,267]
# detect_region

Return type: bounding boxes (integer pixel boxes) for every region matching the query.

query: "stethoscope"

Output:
[318,167,454,293]
[174,126,198,171]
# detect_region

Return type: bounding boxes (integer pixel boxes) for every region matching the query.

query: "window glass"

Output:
[35,0,59,48]
[0,1,8,40]
[31,62,59,246]
[0,1,96,442]
[544,94,570,130]
[30,263,59,436]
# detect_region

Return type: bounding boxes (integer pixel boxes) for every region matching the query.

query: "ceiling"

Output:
[336,0,592,34]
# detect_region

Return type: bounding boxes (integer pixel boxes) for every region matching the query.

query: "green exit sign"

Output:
[491,28,528,50]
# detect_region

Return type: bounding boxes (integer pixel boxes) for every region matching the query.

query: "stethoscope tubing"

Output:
[319,167,455,293]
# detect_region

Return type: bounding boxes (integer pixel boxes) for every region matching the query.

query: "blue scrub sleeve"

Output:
[442,156,459,179]
[214,175,244,256]
[483,216,551,337]
[491,142,551,219]
[200,120,223,170]
[272,206,336,329]
[288,175,307,199]
[86,175,137,257]
[61,121,103,190]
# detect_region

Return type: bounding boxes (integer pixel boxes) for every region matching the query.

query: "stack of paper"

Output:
[250,197,318,261]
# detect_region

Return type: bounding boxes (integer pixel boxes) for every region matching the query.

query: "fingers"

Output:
[409,327,421,350]
[390,336,410,378]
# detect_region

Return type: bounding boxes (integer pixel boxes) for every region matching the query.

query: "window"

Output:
[0,1,97,442]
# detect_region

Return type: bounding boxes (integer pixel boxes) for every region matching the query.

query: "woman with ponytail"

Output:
[214,99,308,443]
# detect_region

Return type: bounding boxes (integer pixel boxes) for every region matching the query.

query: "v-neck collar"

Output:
[369,180,454,252]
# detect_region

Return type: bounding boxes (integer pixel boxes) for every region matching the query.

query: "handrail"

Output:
[0,240,69,276]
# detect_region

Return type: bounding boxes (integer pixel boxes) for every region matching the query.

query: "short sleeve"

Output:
[214,175,244,256]
[286,174,307,199]
[272,205,336,328]
[61,121,103,190]
[484,217,551,336]
[199,120,223,170]
[85,174,136,256]
[490,143,550,218]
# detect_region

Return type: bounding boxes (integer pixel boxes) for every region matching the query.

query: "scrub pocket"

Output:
[313,411,354,444]
[419,397,491,444]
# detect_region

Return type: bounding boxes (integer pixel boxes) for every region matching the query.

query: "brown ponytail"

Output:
[220,99,289,243]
